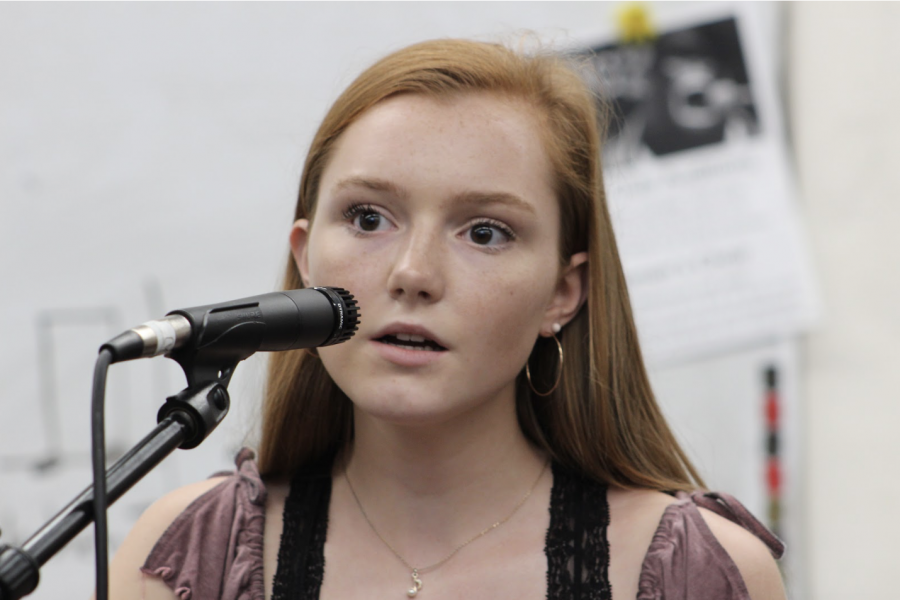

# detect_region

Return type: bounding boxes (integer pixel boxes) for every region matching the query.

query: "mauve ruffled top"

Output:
[141,449,784,600]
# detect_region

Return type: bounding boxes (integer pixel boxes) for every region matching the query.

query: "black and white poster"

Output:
[574,5,818,366]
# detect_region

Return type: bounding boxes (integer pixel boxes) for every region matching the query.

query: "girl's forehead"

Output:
[360,91,540,130]
[324,93,553,185]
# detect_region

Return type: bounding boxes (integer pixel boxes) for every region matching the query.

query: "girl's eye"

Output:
[344,204,390,233]
[357,211,383,231]
[467,221,515,247]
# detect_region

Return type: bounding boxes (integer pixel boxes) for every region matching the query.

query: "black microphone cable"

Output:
[91,347,114,600]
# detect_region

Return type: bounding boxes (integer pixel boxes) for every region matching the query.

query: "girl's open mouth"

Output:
[375,333,447,351]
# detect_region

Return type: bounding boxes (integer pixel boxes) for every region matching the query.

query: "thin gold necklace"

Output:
[345,460,549,598]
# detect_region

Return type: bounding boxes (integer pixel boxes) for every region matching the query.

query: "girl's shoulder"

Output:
[107,448,267,600]
[684,492,787,600]
[608,486,786,600]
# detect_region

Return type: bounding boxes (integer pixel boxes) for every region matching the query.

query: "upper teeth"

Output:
[396,333,427,343]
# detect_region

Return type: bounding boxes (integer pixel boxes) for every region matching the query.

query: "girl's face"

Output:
[291,92,586,426]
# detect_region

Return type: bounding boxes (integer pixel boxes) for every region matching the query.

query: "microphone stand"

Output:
[0,379,231,600]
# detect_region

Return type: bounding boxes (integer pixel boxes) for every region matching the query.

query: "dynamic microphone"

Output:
[100,287,360,365]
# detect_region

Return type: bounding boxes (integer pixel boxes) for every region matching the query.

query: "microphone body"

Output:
[101,287,360,364]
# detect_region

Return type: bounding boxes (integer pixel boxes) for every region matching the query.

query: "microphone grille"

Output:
[315,286,360,346]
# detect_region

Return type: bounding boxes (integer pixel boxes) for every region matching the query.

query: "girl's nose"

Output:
[386,231,445,304]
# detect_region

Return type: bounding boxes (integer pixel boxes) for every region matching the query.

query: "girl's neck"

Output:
[339,393,547,544]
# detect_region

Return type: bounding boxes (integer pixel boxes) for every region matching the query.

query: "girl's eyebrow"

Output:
[333,176,536,215]
[333,176,407,199]
[450,190,536,215]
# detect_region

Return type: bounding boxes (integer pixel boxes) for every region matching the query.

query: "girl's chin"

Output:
[352,400,464,428]
[349,392,505,430]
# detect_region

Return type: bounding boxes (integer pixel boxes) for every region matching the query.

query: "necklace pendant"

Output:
[407,569,423,597]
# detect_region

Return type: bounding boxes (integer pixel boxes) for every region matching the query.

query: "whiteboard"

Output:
[0,3,806,598]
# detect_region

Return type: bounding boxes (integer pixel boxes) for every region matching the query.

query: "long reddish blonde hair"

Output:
[258,39,704,491]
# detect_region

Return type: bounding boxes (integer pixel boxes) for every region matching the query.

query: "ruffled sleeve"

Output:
[140,448,267,600]
[637,491,784,600]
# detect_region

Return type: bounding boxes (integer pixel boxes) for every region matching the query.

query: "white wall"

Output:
[789,4,900,599]
[1,2,891,598]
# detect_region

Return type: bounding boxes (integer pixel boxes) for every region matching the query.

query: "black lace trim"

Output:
[271,467,332,600]
[273,461,611,600]
[545,463,612,600]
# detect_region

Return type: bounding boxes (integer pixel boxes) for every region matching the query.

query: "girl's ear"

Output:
[542,251,588,336]
[289,219,311,287]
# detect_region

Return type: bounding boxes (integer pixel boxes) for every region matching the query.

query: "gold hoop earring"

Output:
[526,332,563,397]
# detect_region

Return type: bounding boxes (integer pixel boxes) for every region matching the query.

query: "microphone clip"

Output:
[157,382,231,450]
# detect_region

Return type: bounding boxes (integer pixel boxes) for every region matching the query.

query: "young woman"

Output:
[106,39,786,600]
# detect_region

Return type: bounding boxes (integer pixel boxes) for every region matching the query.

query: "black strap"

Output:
[271,469,332,600]
[545,463,612,600]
